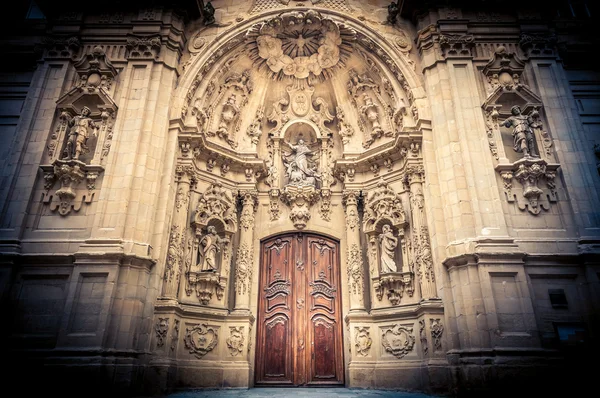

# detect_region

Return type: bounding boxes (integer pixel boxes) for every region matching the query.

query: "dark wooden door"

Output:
[255,233,344,386]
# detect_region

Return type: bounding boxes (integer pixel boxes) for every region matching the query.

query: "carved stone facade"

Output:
[1,1,599,397]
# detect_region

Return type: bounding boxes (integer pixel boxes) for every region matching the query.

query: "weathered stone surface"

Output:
[1,1,599,397]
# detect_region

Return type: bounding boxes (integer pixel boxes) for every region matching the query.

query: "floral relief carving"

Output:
[336,106,354,145]
[235,242,253,295]
[355,327,372,357]
[347,243,364,296]
[246,106,265,145]
[184,323,218,358]
[164,225,182,284]
[245,10,356,79]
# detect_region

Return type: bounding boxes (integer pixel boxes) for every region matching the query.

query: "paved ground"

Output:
[151,388,441,398]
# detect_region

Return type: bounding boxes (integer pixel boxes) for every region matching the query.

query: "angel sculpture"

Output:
[282,138,321,188]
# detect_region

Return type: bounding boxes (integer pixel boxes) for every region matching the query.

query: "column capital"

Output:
[404,164,425,185]
[175,163,196,183]
[239,189,259,209]
[342,189,361,208]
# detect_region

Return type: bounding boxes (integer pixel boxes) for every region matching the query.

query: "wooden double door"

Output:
[255,233,344,386]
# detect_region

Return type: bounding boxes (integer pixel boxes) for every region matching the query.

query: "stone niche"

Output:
[40,46,118,216]
[185,181,236,306]
[481,46,560,215]
[363,180,414,306]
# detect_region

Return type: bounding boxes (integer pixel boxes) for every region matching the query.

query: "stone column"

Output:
[162,164,194,299]
[234,189,258,311]
[406,165,437,299]
[343,190,365,310]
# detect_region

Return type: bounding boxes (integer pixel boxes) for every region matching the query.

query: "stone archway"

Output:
[161,3,434,392]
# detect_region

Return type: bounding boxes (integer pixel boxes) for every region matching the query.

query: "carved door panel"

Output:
[256,233,343,386]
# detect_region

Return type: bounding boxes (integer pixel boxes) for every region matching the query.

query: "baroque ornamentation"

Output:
[381,324,416,359]
[335,106,354,145]
[41,46,118,216]
[430,319,443,352]
[194,182,238,232]
[414,226,434,284]
[363,179,407,233]
[184,323,218,358]
[439,34,475,58]
[245,10,356,79]
[171,319,180,351]
[419,319,428,355]
[193,69,253,149]
[355,327,372,357]
[126,35,161,59]
[165,225,181,284]
[155,318,169,347]
[235,242,253,295]
[246,106,265,145]
[226,326,245,356]
[496,158,559,215]
[347,243,364,296]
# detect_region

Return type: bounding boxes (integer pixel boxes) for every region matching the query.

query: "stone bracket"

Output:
[40,160,104,216]
[187,271,226,305]
[372,271,414,305]
[495,158,559,215]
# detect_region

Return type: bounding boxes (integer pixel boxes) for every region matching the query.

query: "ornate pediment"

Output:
[193,182,238,233]
[267,80,335,138]
[481,47,542,116]
[363,179,407,233]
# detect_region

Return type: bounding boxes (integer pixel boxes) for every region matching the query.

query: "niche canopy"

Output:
[246,10,355,79]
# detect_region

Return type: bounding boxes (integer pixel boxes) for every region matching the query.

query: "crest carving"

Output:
[184,323,219,358]
[381,324,416,359]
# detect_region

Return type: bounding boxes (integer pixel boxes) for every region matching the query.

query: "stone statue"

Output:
[203,1,215,25]
[198,226,223,272]
[284,138,320,187]
[500,105,539,158]
[387,1,400,25]
[63,106,97,161]
[378,224,398,273]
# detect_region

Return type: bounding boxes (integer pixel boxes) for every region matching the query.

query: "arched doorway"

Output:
[255,233,344,386]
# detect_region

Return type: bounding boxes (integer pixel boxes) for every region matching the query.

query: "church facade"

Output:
[1,0,599,396]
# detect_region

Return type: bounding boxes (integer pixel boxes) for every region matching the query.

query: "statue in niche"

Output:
[197,226,226,272]
[501,105,540,159]
[62,106,98,161]
[378,224,398,273]
[360,93,384,147]
[216,94,239,148]
[283,138,320,188]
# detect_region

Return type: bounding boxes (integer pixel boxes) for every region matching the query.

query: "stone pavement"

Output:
[149,388,441,398]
